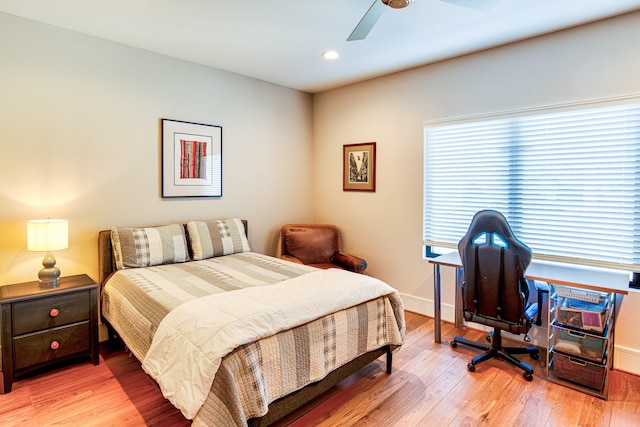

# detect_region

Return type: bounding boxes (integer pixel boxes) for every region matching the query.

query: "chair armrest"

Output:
[525,302,539,321]
[281,255,304,264]
[533,280,550,326]
[333,252,367,274]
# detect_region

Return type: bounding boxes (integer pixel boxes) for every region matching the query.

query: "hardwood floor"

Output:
[1,311,638,426]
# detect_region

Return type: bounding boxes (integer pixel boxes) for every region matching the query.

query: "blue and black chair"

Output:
[451,210,541,381]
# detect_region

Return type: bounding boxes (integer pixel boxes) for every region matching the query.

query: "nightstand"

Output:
[1,274,99,394]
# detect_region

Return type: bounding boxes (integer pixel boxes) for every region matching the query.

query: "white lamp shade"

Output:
[27,219,69,252]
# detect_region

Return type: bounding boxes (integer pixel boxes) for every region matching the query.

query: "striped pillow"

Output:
[111,223,189,270]
[187,218,250,260]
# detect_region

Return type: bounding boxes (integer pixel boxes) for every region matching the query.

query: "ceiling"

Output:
[1,0,639,93]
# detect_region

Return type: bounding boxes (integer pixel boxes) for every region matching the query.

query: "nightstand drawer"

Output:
[13,322,90,370]
[12,291,91,336]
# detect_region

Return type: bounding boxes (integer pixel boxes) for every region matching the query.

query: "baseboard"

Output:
[613,345,640,376]
[98,322,110,342]
[399,292,456,323]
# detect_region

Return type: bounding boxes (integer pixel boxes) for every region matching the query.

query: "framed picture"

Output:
[162,119,222,197]
[343,142,376,192]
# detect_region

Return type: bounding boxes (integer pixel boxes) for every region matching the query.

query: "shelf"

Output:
[546,284,614,400]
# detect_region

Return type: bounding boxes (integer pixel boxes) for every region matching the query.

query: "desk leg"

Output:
[609,293,615,372]
[433,264,442,343]
[455,267,463,328]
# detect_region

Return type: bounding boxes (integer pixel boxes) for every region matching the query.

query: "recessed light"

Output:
[322,50,339,61]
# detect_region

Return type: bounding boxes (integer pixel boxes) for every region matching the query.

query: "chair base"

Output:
[451,328,538,381]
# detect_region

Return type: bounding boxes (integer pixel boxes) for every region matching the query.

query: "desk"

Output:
[428,251,630,344]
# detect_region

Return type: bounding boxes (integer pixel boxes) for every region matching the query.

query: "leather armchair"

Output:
[280,224,367,273]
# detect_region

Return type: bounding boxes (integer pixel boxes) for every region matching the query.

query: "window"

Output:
[423,100,640,270]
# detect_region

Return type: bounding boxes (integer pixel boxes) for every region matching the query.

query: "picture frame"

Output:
[162,119,222,198]
[343,142,376,192]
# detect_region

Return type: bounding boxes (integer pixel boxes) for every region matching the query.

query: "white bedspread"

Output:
[141,268,403,419]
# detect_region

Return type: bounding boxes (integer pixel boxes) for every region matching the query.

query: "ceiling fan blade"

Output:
[440,0,500,12]
[347,0,387,41]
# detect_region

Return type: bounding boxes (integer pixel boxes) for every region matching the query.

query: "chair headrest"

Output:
[458,210,532,266]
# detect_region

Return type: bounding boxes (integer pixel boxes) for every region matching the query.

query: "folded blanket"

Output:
[142,268,404,419]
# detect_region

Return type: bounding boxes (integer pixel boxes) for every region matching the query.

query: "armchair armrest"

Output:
[281,255,304,264]
[333,252,367,274]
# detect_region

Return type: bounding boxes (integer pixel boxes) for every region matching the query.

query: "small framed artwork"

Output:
[343,142,376,192]
[162,119,222,197]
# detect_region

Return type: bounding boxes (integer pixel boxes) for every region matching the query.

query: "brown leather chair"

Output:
[280,224,367,273]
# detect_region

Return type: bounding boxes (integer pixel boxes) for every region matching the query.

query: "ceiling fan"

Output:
[347,0,500,41]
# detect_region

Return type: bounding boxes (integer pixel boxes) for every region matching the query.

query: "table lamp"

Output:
[27,219,68,287]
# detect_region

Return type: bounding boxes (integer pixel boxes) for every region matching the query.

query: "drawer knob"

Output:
[49,308,60,317]
[50,341,60,350]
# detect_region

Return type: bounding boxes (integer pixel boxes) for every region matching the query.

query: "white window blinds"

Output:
[423,101,640,270]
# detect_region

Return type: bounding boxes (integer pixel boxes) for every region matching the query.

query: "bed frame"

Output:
[97,221,393,426]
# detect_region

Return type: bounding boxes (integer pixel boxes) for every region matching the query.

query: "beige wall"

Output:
[0,12,314,286]
[312,11,640,374]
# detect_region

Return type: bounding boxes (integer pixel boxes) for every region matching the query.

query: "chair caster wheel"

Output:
[531,352,539,360]
[451,341,457,348]
[467,363,476,372]
[523,371,533,381]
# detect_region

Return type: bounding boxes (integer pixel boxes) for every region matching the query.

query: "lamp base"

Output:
[39,277,60,288]
[38,251,61,288]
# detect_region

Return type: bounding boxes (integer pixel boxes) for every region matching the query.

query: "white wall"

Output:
[0,12,314,287]
[312,11,640,374]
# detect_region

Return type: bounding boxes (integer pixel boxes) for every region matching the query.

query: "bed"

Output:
[98,219,405,426]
